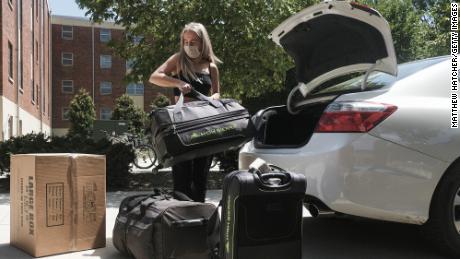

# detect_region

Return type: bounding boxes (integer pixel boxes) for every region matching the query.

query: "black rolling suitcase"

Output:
[150,89,252,167]
[209,159,306,259]
[113,190,217,259]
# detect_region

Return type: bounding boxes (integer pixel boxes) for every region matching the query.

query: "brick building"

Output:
[0,0,52,140]
[51,15,171,136]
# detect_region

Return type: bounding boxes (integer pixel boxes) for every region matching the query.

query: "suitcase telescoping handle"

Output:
[173,89,223,121]
[249,158,292,190]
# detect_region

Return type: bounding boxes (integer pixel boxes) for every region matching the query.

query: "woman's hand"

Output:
[177,82,192,94]
[210,93,220,100]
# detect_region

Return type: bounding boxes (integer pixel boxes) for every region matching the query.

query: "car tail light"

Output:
[315,101,397,133]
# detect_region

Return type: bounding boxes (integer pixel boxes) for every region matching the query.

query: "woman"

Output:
[149,22,221,202]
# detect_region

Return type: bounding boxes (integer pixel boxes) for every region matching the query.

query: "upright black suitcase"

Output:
[150,89,252,167]
[113,190,217,259]
[213,159,306,259]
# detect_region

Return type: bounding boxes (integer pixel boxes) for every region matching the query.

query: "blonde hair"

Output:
[177,22,222,81]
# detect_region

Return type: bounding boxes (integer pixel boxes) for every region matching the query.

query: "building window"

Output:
[127,83,144,96]
[100,107,112,120]
[30,4,33,31]
[133,35,143,45]
[35,41,39,62]
[100,55,112,69]
[62,25,73,40]
[42,82,45,114]
[8,116,13,138]
[18,120,22,136]
[35,0,39,18]
[8,41,13,81]
[126,32,143,45]
[100,81,112,95]
[62,80,74,94]
[126,59,135,71]
[100,29,111,42]
[62,52,73,66]
[32,83,36,103]
[62,108,70,120]
[30,54,33,78]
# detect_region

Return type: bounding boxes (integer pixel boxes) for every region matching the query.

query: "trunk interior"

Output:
[253,103,330,148]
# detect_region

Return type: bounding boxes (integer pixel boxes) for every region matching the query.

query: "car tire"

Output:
[424,161,460,257]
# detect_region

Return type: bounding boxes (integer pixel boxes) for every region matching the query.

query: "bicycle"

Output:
[210,155,219,169]
[131,136,158,170]
[103,131,158,170]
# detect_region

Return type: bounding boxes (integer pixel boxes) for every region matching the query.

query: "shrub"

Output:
[0,133,51,174]
[0,133,134,188]
[215,150,239,174]
[68,88,96,138]
[150,94,171,109]
[105,142,135,188]
[112,94,147,135]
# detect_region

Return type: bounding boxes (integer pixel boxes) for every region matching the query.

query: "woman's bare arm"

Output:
[149,54,191,93]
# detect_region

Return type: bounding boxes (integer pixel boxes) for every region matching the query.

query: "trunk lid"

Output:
[270,1,397,97]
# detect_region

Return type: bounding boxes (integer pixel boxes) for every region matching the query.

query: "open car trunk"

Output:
[253,102,331,148]
[270,1,397,95]
[251,1,398,149]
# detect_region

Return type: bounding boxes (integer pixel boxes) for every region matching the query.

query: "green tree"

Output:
[68,88,96,138]
[362,0,424,62]
[77,0,319,99]
[111,94,147,135]
[364,0,450,61]
[77,0,450,101]
[415,0,451,58]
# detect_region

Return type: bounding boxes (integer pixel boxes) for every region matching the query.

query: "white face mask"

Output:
[184,45,201,59]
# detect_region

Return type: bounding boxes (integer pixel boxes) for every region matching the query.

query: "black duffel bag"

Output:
[150,90,252,167]
[113,189,217,259]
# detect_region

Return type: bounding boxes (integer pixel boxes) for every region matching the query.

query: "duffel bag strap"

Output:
[173,191,194,201]
[172,93,186,122]
[190,88,223,108]
[172,90,223,122]
[207,200,222,259]
[138,190,174,216]
[124,190,164,213]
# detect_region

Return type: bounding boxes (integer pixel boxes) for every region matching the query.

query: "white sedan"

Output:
[239,1,460,257]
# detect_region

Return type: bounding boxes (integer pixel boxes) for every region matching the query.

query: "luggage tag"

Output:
[249,158,272,174]
[249,158,292,189]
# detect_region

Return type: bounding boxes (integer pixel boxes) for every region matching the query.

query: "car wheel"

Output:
[424,161,460,257]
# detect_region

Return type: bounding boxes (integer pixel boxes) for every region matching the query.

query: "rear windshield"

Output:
[311,56,448,95]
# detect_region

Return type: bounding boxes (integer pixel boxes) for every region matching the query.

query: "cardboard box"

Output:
[10,154,106,257]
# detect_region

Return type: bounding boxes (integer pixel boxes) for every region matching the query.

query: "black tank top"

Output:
[173,71,212,98]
